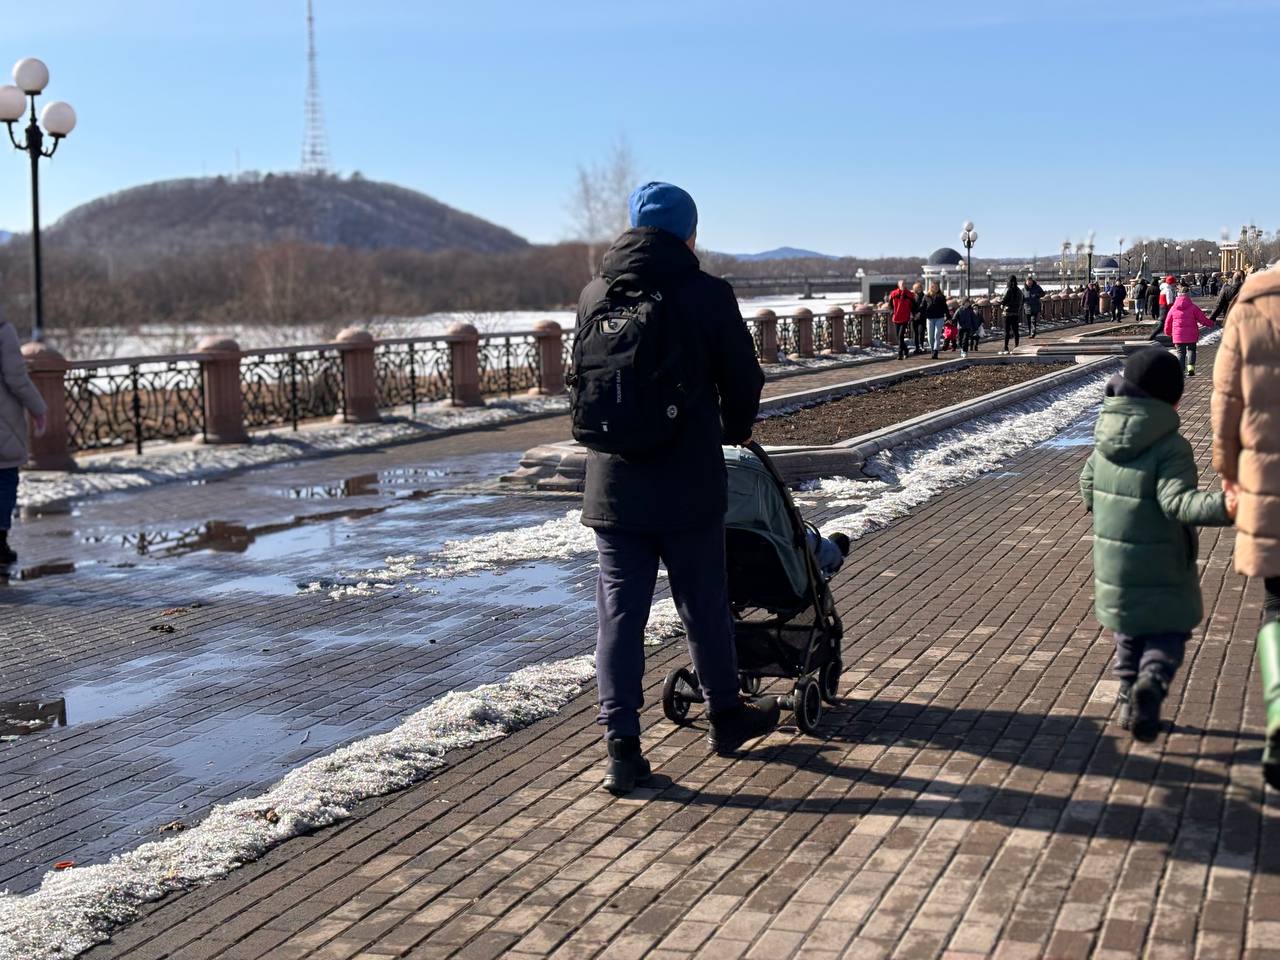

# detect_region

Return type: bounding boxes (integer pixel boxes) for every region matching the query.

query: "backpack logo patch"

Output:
[601,316,630,335]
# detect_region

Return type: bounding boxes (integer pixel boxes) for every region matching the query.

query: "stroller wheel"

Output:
[794,677,822,735]
[739,673,761,696]
[820,657,842,704]
[662,668,698,725]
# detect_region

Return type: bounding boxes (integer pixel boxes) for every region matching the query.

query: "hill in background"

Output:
[729,246,837,261]
[43,172,528,266]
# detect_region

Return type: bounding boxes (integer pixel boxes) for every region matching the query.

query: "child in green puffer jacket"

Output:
[1080,348,1237,742]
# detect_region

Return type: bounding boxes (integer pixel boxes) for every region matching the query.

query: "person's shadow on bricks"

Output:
[667,700,1274,866]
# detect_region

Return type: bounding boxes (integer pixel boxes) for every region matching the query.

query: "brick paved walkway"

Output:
[39,338,1273,960]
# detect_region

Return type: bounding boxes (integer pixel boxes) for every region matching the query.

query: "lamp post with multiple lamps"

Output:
[959,221,978,298]
[1062,240,1072,287]
[0,58,76,343]
[1084,236,1095,284]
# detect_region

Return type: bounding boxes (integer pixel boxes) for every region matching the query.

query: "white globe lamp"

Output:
[13,58,49,95]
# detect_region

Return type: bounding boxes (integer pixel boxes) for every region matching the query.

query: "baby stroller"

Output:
[661,442,844,735]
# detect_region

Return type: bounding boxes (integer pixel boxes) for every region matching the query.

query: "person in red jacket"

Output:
[888,279,916,360]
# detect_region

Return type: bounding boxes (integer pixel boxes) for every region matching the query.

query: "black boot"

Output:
[0,531,15,566]
[1131,671,1168,743]
[1116,681,1133,731]
[601,736,651,795]
[708,697,780,755]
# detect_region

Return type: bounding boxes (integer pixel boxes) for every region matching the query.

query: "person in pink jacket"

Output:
[1163,284,1215,376]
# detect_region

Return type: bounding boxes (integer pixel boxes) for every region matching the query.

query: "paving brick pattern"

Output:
[52,339,1277,959]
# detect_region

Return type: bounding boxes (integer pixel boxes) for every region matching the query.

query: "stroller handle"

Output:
[743,440,788,487]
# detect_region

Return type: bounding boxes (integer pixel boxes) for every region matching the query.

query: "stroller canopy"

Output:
[723,446,810,607]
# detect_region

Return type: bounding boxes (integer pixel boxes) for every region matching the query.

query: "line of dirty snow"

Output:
[18,396,567,510]
[808,369,1114,540]
[0,655,596,960]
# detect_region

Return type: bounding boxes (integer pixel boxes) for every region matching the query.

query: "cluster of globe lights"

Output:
[0,58,76,139]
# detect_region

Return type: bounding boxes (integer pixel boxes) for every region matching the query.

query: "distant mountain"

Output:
[44,173,528,264]
[730,246,838,261]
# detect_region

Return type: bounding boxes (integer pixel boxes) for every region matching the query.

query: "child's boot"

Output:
[1186,363,1196,377]
[1131,669,1168,743]
[1116,680,1133,731]
[1256,621,1280,789]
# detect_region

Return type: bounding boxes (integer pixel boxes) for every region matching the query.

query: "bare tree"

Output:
[568,138,637,275]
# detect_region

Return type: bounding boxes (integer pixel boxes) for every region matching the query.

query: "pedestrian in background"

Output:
[0,311,47,567]
[1164,284,1213,376]
[889,279,916,360]
[1023,276,1046,338]
[920,281,951,360]
[910,281,927,355]
[1001,274,1023,353]
[1081,349,1236,742]
[1111,278,1127,322]
[1209,270,1246,324]
[1082,280,1101,323]
[1133,277,1149,318]
[1211,270,1280,788]
[955,297,981,357]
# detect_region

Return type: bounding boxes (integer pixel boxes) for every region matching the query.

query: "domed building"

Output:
[1094,256,1120,282]
[921,247,966,295]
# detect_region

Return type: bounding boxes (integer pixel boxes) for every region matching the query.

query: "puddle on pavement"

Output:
[206,572,302,596]
[427,562,590,608]
[285,473,379,499]
[0,699,67,739]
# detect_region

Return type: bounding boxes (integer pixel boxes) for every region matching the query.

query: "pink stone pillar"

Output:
[854,304,874,347]
[21,342,76,471]
[825,306,846,354]
[754,309,778,362]
[447,322,482,407]
[334,327,381,424]
[531,320,565,395]
[197,337,249,445]
[792,307,814,359]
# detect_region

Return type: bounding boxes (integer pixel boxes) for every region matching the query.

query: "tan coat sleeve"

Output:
[1211,310,1244,480]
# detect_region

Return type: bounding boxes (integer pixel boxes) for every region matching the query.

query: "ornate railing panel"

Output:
[373,339,452,413]
[241,347,344,430]
[744,317,763,357]
[477,334,541,396]
[812,315,830,353]
[775,317,794,358]
[65,358,205,454]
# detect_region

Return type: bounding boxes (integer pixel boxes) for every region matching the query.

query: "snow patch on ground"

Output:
[18,396,567,510]
[645,597,684,644]
[424,509,596,578]
[0,655,596,960]
[812,369,1112,541]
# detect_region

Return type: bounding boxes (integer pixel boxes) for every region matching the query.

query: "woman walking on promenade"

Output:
[1082,280,1101,323]
[0,312,47,566]
[1211,270,1280,787]
[1164,284,1214,376]
[888,280,915,360]
[1000,275,1023,353]
[920,281,951,360]
[910,281,927,355]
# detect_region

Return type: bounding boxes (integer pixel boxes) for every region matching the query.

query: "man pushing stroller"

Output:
[571,182,783,794]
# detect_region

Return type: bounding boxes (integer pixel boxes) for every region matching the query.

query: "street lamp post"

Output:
[0,58,77,343]
[1085,238,1095,284]
[1176,244,1183,274]
[1163,243,1169,274]
[959,221,978,298]
[985,268,993,297]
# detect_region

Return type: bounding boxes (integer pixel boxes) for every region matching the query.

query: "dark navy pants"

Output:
[594,520,740,739]
[0,468,17,531]
[1112,631,1189,685]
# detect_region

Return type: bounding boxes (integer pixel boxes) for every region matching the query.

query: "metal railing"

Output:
[241,345,346,430]
[477,333,541,396]
[373,337,453,414]
[64,354,206,454]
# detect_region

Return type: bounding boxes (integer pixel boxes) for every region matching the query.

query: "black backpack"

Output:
[569,272,688,458]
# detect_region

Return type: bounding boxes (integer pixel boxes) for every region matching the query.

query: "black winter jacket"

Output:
[1024,282,1046,314]
[921,291,951,320]
[1001,285,1024,317]
[578,228,764,533]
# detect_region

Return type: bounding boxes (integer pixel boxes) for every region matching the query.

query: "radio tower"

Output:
[301,0,331,174]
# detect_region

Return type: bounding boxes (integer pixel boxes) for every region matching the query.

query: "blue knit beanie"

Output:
[628,182,698,241]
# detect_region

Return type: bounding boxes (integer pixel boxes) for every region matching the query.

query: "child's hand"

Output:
[1225,488,1239,520]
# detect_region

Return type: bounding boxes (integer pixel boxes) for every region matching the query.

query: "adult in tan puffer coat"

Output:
[1211,269,1280,787]
[0,317,47,566]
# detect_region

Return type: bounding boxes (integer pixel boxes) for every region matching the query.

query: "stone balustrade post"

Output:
[447,322,482,407]
[196,337,249,445]
[754,309,778,363]
[531,320,565,395]
[791,307,814,359]
[21,342,76,471]
[334,327,381,424]
[825,306,846,354]
[854,304,873,347]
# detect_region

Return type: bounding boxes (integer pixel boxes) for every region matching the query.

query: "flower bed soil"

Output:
[1094,323,1159,337]
[755,362,1068,447]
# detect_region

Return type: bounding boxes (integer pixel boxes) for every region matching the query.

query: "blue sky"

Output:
[2,0,1277,256]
